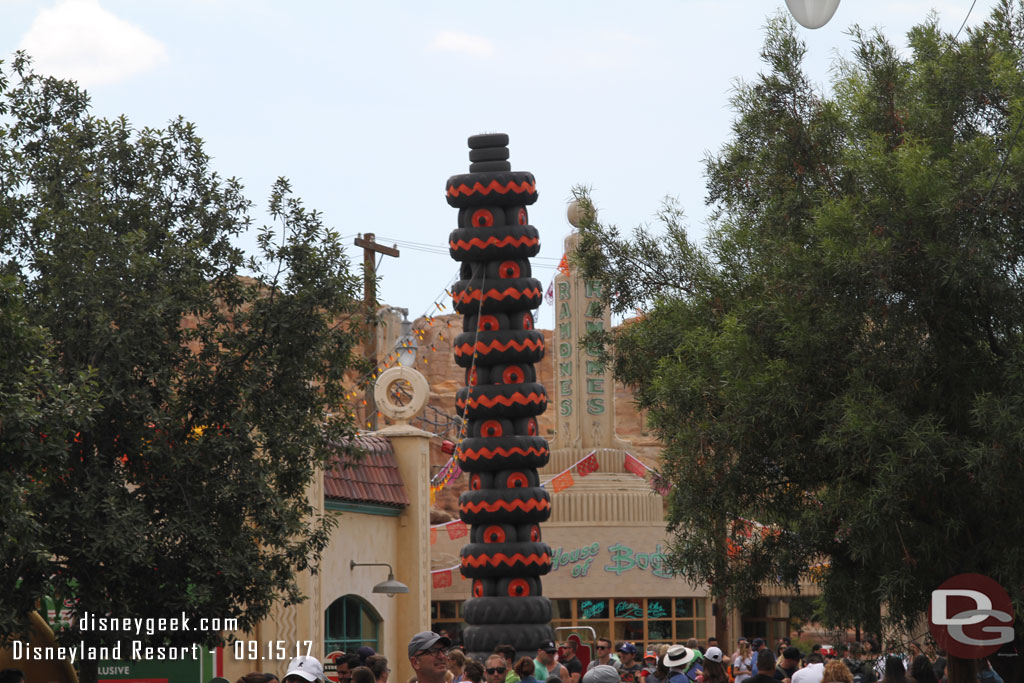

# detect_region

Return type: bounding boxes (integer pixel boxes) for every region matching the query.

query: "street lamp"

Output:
[785,0,841,29]
[349,561,409,597]
[394,309,418,368]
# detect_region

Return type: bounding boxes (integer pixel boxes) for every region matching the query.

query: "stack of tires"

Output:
[447,133,554,658]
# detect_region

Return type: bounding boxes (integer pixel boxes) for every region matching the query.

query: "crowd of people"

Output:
[401,632,1006,683]
[232,644,391,683]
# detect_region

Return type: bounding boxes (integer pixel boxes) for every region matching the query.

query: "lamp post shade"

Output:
[785,0,841,29]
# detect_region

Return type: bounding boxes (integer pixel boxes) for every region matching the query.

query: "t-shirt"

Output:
[749,674,778,683]
[563,656,583,681]
[733,655,754,683]
[620,663,644,683]
[791,663,824,683]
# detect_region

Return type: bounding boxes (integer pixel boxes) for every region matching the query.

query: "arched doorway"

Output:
[325,594,382,653]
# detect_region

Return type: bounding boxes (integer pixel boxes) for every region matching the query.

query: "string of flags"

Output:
[429,457,462,505]
[342,273,461,429]
[428,449,666,540]
[427,449,667,586]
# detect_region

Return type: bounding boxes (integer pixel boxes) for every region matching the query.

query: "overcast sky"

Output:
[0,0,996,327]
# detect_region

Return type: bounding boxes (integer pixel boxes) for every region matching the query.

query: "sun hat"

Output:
[663,645,697,669]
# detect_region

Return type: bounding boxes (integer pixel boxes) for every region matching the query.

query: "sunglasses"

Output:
[597,646,609,650]
[486,668,507,675]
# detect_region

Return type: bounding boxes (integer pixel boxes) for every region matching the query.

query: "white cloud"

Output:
[17,0,168,87]
[428,30,495,58]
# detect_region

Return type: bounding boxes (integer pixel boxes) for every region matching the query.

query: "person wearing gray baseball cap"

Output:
[408,631,452,683]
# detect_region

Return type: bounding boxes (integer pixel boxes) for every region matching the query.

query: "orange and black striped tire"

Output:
[462,596,552,625]
[457,436,549,472]
[459,486,551,524]
[451,277,543,314]
[462,623,554,653]
[453,329,544,367]
[445,171,538,208]
[448,225,540,261]
[455,383,547,420]
[459,541,552,578]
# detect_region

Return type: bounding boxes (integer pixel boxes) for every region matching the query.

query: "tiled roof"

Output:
[325,434,409,508]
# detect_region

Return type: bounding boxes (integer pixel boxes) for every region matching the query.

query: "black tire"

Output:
[445,171,538,208]
[470,523,517,544]
[463,623,553,652]
[451,277,543,314]
[469,146,510,162]
[453,329,544,367]
[455,383,547,420]
[466,365,489,387]
[488,363,537,385]
[448,225,540,262]
[462,596,551,625]
[484,259,532,280]
[515,522,542,543]
[457,436,549,472]
[493,468,540,489]
[505,206,529,226]
[468,418,514,438]
[468,133,509,149]
[458,206,506,229]
[496,576,542,597]
[512,417,540,437]
[470,160,512,173]
[463,312,510,333]
[459,541,551,578]
[509,310,535,331]
[468,471,495,491]
[470,577,496,598]
[459,487,551,524]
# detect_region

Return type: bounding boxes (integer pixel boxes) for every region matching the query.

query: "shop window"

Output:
[325,595,380,654]
[430,600,464,648]
[577,599,609,620]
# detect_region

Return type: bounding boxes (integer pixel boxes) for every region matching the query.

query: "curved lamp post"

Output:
[785,0,841,29]
[349,561,409,597]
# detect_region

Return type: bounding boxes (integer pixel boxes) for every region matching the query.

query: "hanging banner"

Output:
[576,451,599,476]
[552,471,575,493]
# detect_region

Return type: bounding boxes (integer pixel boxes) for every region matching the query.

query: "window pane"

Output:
[326,601,344,640]
[577,599,609,620]
[613,620,645,641]
[696,621,706,639]
[345,598,359,638]
[439,601,458,619]
[696,600,706,618]
[675,599,693,618]
[677,621,694,639]
[647,599,670,619]
[552,600,573,620]
[614,599,644,620]
[361,607,376,643]
[649,620,673,640]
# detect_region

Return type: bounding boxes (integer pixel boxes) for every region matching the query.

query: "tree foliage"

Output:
[0,54,365,680]
[574,2,1024,635]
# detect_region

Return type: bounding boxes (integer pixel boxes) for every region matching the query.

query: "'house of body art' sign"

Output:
[549,542,675,579]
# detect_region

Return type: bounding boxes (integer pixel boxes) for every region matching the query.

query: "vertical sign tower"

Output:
[446,134,555,656]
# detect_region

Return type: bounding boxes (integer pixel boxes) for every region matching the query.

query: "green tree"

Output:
[0,54,365,682]
[574,2,1024,637]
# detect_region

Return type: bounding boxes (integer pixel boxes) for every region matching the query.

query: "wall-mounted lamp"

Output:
[350,561,409,597]
[785,0,841,29]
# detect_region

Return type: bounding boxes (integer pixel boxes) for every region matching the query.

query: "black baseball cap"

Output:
[541,640,557,653]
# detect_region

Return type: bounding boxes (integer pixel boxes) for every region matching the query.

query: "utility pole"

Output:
[354,232,399,430]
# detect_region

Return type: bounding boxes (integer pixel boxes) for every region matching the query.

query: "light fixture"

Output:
[785,0,841,29]
[393,309,418,368]
[350,561,409,597]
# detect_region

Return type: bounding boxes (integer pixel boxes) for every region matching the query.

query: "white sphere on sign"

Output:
[785,0,841,29]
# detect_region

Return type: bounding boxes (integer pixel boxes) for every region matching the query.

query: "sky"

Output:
[0,0,999,329]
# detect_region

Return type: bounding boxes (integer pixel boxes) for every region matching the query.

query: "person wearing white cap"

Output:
[698,648,728,683]
[283,655,325,683]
